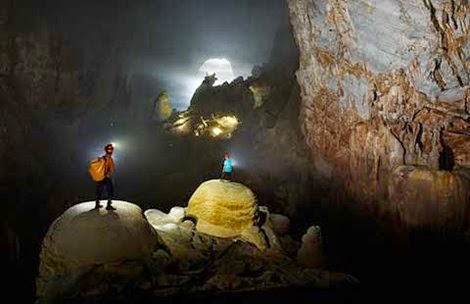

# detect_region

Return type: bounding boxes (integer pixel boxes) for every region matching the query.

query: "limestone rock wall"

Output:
[0,1,129,186]
[288,0,470,227]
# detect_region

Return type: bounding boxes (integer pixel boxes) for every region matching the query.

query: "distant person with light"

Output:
[92,144,116,210]
[221,153,233,181]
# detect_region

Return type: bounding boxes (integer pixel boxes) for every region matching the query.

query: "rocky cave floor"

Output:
[32,199,470,304]
[5,199,470,304]
[3,118,468,304]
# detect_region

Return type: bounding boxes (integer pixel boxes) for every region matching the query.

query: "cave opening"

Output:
[438,143,455,171]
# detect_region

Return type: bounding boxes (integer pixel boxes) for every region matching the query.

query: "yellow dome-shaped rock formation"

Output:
[186,179,267,249]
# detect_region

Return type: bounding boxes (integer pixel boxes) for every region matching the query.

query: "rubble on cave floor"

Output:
[36,181,357,303]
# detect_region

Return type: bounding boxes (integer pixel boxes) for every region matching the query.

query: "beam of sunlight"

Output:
[199,58,236,85]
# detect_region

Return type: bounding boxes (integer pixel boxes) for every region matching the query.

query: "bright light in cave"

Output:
[199,58,236,85]
[211,127,222,136]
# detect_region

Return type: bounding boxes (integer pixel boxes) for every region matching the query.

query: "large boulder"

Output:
[186,179,268,249]
[36,201,157,298]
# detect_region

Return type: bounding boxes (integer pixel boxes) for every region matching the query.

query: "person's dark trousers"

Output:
[221,171,232,181]
[95,177,114,208]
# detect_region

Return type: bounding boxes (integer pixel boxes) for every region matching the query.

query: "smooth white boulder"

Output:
[144,206,186,230]
[37,201,157,296]
[168,206,185,221]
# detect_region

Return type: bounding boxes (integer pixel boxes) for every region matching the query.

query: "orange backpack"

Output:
[88,157,106,182]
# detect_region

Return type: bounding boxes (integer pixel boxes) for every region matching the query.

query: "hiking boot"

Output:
[95,202,103,209]
[106,201,116,211]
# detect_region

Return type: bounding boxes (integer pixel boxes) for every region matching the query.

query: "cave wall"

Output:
[0,1,129,186]
[0,2,132,294]
[288,0,470,228]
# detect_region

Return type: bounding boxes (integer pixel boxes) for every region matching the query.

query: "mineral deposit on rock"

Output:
[186,179,268,249]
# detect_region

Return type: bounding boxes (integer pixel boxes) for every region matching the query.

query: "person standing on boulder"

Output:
[221,153,233,181]
[95,144,116,210]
